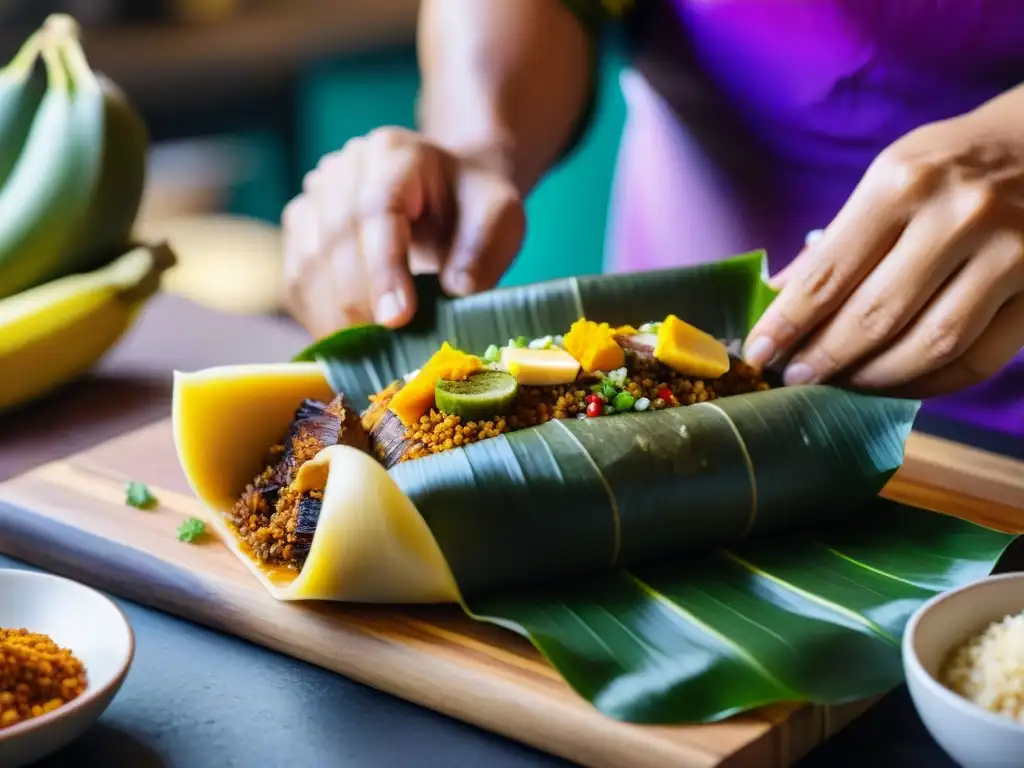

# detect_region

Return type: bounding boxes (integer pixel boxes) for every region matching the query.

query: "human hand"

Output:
[283,127,526,338]
[744,110,1024,398]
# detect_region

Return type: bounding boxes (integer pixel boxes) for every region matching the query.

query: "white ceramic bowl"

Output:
[0,569,134,768]
[903,572,1024,768]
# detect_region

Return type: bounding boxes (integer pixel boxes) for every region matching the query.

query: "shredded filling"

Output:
[230,395,366,569]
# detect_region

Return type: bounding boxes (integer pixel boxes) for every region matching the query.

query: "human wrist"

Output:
[421,121,532,198]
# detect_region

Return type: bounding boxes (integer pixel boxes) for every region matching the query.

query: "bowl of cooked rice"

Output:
[903,572,1024,768]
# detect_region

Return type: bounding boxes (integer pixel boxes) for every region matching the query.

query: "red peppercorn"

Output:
[586,400,602,418]
[657,387,673,402]
[585,393,603,406]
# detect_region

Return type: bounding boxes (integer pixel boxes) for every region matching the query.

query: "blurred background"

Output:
[0,0,627,316]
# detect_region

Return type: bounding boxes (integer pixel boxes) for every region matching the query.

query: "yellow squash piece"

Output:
[172,362,460,604]
[501,346,581,386]
[562,318,626,373]
[388,341,482,426]
[654,314,731,378]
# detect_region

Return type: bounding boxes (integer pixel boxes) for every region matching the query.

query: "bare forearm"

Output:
[416,0,593,196]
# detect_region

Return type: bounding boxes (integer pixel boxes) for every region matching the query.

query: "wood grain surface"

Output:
[0,419,1021,768]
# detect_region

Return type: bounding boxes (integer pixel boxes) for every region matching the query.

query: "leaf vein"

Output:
[722,551,898,646]
[627,572,796,696]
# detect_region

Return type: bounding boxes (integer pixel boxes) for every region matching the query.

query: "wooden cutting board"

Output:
[0,420,1022,768]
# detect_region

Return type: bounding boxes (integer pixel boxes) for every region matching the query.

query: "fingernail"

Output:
[805,228,824,247]
[448,270,475,296]
[744,336,775,369]
[765,349,787,372]
[375,290,405,326]
[783,362,818,387]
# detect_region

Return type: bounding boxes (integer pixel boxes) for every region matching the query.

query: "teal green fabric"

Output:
[296,49,421,178]
[226,38,627,286]
[224,131,288,224]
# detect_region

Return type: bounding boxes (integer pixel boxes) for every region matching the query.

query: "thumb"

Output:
[440,166,526,296]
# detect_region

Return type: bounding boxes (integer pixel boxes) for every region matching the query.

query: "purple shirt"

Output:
[606,0,1024,438]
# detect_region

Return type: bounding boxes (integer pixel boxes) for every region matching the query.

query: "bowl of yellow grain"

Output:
[0,569,134,768]
[904,571,1024,768]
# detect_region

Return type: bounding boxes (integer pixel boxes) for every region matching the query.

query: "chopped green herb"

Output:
[125,480,157,510]
[514,335,529,348]
[601,381,618,401]
[483,344,501,363]
[607,367,628,388]
[176,517,206,543]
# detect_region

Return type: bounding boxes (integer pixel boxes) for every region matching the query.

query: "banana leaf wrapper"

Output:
[173,251,1017,723]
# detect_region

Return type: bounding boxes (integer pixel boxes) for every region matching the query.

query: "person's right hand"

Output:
[282,126,527,339]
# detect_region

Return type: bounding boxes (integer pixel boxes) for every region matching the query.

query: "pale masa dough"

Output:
[172,362,460,604]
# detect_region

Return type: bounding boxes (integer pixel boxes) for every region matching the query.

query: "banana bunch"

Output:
[0,15,175,412]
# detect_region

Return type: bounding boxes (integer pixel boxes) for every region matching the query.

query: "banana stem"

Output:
[1,31,43,79]
[42,14,82,43]
[39,14,96,95]
[39,36,69,94]
[54,28,97,94]
[0,11,81,81]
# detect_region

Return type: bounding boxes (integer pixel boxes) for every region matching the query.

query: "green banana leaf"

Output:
[292,251,1017,723]
[295,249,778,404]
[469,499,1014,723]
[383,385,920,599]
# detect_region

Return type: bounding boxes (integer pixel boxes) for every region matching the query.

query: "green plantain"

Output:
[0,18,104,300]
[0,31,46,188]
[61,71,148,276]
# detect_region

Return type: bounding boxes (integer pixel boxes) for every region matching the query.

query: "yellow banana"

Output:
[0,242,176,412]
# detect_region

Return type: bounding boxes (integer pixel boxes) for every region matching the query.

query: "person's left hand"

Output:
[743,103,1024,398]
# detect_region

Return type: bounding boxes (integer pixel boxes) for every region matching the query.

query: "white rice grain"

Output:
[939,610,1024,724]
